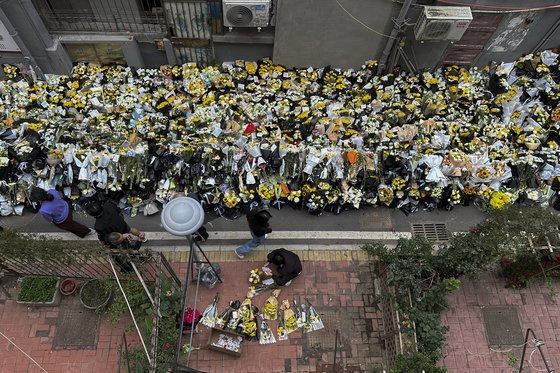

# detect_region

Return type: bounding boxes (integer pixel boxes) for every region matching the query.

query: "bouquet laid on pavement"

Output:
[301,303,312,333]
[258,313,276,345]
[277,309,288,341]
[281,300,298,335]
[293,299,304,328]
[307,300,324,331]
[200,293,220,328]
[216,300,240,329]
[263,289,281,320]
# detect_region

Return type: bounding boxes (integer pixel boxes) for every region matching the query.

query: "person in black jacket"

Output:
[234,209,272,259]
[85,200,146,245]
[263,248,302,286]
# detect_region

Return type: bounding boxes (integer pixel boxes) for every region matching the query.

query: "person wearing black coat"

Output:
[263,248,302,286]
[234,209,272,259]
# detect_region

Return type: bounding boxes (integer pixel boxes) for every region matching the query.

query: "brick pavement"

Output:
[0,290,135,372]
[441,272,560,373]
[0,250,383,372]
[172,254,384,373]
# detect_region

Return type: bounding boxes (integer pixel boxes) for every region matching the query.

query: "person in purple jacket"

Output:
[31,187,94,238]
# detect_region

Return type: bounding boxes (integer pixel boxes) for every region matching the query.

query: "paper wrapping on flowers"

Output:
[422,155,448,185]
[280,300,298,335]
[262,289,281,320]
[1,50,560,215]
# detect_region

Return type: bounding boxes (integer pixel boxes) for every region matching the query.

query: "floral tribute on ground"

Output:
[2,50,560,216]
[197,269,323,354]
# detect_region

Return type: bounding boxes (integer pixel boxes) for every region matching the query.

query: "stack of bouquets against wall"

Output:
[1,49,560,217]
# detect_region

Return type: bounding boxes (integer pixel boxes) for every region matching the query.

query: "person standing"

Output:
[105,231,144,272]
[31,187,93,238]
[85,200,146,244]
[235,209,272,259]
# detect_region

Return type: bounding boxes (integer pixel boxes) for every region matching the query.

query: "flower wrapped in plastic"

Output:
[238,305,259,341]
[222,189,240,208]
[257,182,274,202]
[277,309,288,341]
[200,293,220,328]
[259,313,276,345]
[249,268,263,285]
[377,184,394,206]
[306,300,324,331]
[280,300,298,335]
[263,289,281,320]
[216,300,240,329]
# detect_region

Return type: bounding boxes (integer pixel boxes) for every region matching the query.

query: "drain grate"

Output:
[306,310,341,350]
[481,307,524,346]
[52,296,100,350]
[411,223,449,242]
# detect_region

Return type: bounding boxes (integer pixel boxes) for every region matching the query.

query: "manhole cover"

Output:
[481,307,524,346]
[52,296,100,350]
[411,223,449,242]
[306,310,341,350]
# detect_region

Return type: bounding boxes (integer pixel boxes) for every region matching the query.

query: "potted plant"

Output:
[59,278,77,296]
[79,279,112,310]
[16,276,61,306]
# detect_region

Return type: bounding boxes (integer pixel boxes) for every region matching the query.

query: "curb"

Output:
[160,249,372,263]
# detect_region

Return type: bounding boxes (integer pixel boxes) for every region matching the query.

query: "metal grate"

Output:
[306,310,340,350]
[411,223,449,242]
[481,307,524,346]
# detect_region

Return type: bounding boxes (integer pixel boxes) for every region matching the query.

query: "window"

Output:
[139,0,162,12]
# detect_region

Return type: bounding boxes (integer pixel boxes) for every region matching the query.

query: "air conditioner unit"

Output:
[223,0,270,29]
[0,20,20,52]
[414,6,473,41]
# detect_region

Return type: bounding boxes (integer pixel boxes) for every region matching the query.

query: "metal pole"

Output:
[333,329,339,373]
[378,0,415,72]
[174,236,195,372]
[131,261,161,318]
[519,328,555,373]
[123,332,132,373]
[192,239,222,283]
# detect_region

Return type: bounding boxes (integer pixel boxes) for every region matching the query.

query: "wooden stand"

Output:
[207,328,243,357]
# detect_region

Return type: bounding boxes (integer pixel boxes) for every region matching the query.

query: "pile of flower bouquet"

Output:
[1,49,560,216]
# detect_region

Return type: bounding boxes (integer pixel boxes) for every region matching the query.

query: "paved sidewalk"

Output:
[176,256,384,373]
[0,250,381,373]
[441,272,560,373]
[0,289,138,372]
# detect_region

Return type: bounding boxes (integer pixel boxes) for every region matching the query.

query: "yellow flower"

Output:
[489,191,511,209]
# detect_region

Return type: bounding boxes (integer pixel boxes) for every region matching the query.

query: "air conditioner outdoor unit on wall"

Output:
[414,6,473,41]
[223,0,270,28]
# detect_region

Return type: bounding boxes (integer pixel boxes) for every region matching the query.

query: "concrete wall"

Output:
[0,0,72,75]
[0,52,27,66]
[405,0,560,71]
[139,42,168,68]
[476,10,560,66]
[273,0,399,69]
[214,43,274,64]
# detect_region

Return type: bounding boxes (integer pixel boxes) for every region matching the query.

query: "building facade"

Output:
[0,0,559,76]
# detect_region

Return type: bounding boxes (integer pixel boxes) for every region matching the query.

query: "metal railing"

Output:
[0,248,166,283]
[375,261,417,368]
[33,0,166,33]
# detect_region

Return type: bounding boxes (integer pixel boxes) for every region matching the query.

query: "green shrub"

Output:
[17,276,58,302]
[391,352,447,373]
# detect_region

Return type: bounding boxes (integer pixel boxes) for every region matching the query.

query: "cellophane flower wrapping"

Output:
[200,293,220,328]
[258,314,276,345]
